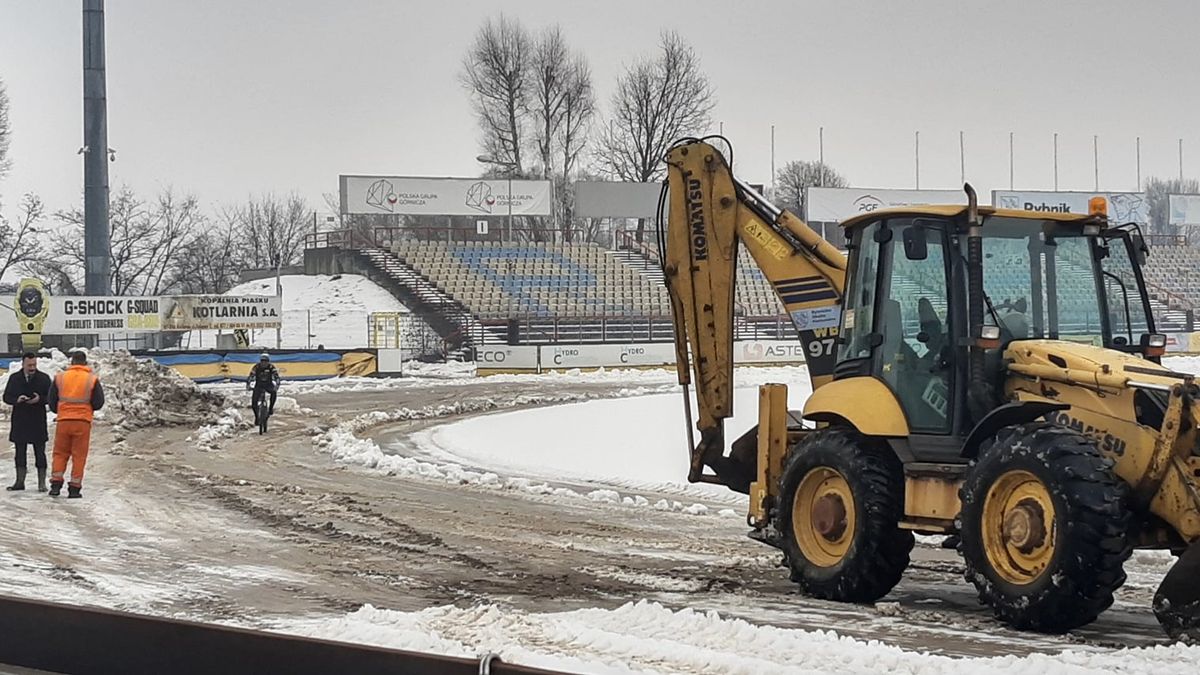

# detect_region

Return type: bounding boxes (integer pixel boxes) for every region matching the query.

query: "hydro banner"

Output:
[804,187,963,223]
[339,175,553,216]
[992,190,1149,224]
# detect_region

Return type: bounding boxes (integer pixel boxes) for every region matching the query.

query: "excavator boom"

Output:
[659,138,846,485]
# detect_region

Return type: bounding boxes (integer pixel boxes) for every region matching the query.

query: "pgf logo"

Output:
[853,195,885,213]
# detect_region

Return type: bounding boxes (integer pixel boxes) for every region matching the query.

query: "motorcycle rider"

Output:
[246,353,281,419]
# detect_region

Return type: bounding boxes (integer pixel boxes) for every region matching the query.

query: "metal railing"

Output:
[0,594,565,675]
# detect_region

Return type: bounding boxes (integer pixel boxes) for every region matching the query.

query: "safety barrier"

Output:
[145,350,379,381]
[0,351,380,382]
[0,594,565,675]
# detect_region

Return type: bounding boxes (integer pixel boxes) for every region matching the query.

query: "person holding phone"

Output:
[3,353,51,492]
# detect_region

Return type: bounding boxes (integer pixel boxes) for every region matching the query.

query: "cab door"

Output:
[837,217,955,435]
[877,218,954,434]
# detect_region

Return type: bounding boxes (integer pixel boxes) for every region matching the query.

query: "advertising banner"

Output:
[1,285,162,336]
[48,297,162,334]
[735,340,808,364]
[1168,194,1200,226]
[473,345,540,371]
[574,181,662,219]
[340,175,552,216]
[992,190,1148,224]
[541,343,676,369]
[804,187,963,223]
[160,295,282,331]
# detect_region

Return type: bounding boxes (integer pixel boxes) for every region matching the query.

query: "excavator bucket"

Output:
[1154,542,1200,641]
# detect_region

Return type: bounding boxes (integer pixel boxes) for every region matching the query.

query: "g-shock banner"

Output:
[1,287,281,335]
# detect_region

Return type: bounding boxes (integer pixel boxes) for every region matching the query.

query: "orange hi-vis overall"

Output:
[52,366,99,488]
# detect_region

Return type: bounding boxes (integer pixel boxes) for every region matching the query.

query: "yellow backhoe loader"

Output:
[659,137,1200,640]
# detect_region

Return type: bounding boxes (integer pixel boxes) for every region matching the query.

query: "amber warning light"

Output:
[1089,196,1108,217]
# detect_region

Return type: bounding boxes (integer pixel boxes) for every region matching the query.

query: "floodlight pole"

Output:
[83,0,111,295]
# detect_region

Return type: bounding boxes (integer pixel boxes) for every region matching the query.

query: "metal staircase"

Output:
[355,248,488,352]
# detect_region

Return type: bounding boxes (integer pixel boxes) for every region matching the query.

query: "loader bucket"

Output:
[1154,542,1200,641]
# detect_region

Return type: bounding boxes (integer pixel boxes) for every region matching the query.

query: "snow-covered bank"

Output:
[412,368,814,498]
[279,600,1200,675]
[313,390,738,515]
[176,273,436,350]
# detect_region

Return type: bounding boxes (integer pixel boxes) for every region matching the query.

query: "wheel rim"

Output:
[981,469,1057,585]
[792,467,856,567]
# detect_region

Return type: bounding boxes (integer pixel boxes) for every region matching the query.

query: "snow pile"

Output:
[279,599,1200,674]
[189,407,251,450]
[1,350,228,433]
[85,351,228,430]
[315,394,725,515]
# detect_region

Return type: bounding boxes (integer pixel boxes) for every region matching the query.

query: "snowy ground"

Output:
[2,357,1200,673]
[174,273,422,350]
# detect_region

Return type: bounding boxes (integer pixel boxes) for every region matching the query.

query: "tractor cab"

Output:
[830,197,1159,444]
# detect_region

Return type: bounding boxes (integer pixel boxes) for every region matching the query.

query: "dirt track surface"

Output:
[0,379,1177,658]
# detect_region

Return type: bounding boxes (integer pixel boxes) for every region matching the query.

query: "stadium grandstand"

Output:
[303,226,1198,352]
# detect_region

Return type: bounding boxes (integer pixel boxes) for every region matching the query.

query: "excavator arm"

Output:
[659,138,846,486]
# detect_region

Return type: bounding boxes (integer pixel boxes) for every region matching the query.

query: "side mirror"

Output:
[1133,234,1149,264]
[902,227,928,261]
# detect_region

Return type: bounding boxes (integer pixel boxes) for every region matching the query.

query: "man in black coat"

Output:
[3,353,51,492]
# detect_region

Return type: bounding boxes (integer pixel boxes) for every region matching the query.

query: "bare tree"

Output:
[557,53,595,240]
[774,160,849,216]
[0,193,43,281]
[1144,176,1200,237]
[0,77,10,184]
[28,187,201,295]
[597,31,715,240]
[174,220,240,294]
[461,15,530,171]
[528,26,569,179]
[230,193,310,269]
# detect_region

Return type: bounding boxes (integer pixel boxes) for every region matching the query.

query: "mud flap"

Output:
[1154,542,1200,641]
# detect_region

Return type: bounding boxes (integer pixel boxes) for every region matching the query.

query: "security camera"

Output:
[107,148,116,162]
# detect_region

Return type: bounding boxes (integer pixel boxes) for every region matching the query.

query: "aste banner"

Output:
[339,175,553,216]
[160,295,282,331]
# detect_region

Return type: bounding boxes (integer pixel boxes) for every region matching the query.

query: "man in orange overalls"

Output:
[47,351,105,499]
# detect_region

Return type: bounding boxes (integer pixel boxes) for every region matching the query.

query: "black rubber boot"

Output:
[67,486,82,499]
[48,480,63,497]
[6,468,27,491]
[37,468,47,492]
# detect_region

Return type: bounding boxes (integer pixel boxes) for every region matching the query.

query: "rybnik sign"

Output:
[992,191,1149,224]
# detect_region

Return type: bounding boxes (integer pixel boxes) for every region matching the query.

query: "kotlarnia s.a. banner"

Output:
[160,295,282,331]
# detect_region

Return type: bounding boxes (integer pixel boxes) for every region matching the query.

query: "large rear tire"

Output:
[776,427,913,602]
[959,422,1131,633]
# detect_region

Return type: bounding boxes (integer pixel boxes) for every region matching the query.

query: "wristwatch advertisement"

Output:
[14,278,49,350]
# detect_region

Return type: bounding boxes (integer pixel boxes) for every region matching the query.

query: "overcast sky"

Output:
[2,0,1199,219]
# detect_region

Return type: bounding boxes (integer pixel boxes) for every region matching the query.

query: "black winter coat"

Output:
[3,370,51,444]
